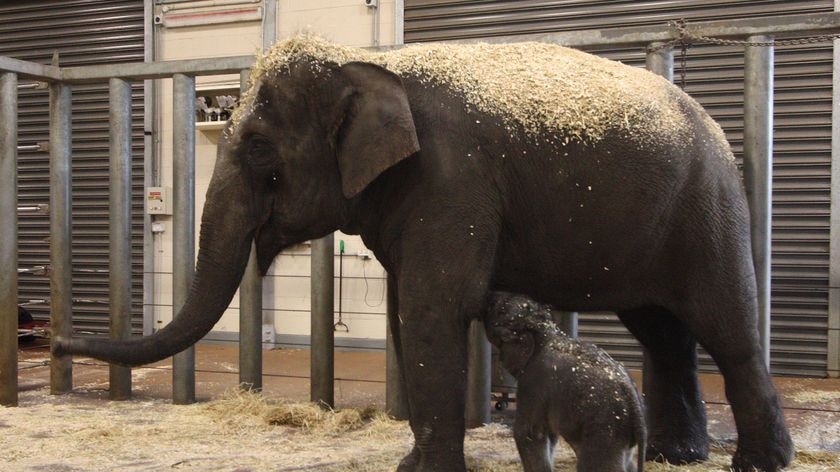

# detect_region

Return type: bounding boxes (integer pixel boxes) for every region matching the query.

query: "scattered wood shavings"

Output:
[791,389,840,404]
[3,388,837,471]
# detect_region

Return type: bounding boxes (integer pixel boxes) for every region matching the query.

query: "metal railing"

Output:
[0,11,838,414]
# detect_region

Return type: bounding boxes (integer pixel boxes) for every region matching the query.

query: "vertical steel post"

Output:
[554,311,579,338]
[238,69,263,391]
[49,78,73,395]
[109,78,133,400]
[644,43,675,381]
[0,72,19,406]
[172,73,196,404]
[829,0,840,378]
[310,234,335,408]
[646,42,675,83]
[743,37,775,369]
[385,273,408,419]
[262,0,277,49]
[142,0,157,337]
[465,319,491,428]
[239,244,262,390]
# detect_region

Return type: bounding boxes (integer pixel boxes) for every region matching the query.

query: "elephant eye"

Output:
[244,136,277,169]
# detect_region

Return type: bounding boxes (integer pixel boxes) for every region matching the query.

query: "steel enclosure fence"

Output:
[0,11,838,407]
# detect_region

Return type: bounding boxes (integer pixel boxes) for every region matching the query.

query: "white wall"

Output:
[278,0,398,47]
[148,0,401,349]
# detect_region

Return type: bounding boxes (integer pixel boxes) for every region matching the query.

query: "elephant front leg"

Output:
[514,417,554,472]
[396,307,469,472]
[389,212,499,472]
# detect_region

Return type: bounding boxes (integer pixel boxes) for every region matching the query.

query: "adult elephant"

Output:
[55,35,793,472]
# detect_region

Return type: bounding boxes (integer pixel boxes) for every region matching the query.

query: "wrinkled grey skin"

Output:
[54,50,793,472]
[485,292,645,472]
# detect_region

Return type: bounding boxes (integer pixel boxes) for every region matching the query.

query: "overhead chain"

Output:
[646,19,840,89]
[648,18,840,52]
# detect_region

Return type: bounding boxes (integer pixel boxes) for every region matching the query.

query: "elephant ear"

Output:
[334,62,420,198]
[500,331,536,378]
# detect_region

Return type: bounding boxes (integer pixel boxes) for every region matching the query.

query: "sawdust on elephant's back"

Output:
[233,34,727,156]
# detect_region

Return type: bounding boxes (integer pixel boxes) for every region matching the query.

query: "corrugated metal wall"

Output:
[405,0,833,376]
[1,0,146,336]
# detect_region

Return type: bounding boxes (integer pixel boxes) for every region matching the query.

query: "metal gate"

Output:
[0,0,146,337]
[405,0,835,377]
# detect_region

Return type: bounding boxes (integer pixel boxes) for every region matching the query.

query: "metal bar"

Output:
[444,12,840,49]
[394,0,405,46]
[109,78,133,400]
[239,68,262,391]
[0,56,60,82]
[743,36,775,370]
[161,0,259,12]
[18,266,49,276]
[646,43,675,83]
[465,319,491,428]
[0,72,18,406]
[49,79,73,395]
[310,234,334,408]
[385,272,408,419]
[143,0,156,337]
[60,56,254,84]
[262,0,277,49]
[239,243,263,390]
[17,145,41,152]
[644,43,674,382]
[829,0,840,378]
[172,73,196,404]
[17,204,49,215]
[555,312,579,338]
[17,82,47,91]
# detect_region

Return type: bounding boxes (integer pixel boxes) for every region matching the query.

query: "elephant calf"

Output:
[485,292,645,472]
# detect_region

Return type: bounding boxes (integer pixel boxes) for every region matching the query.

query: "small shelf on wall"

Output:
[196,121,227,131]
[195,81,240,133]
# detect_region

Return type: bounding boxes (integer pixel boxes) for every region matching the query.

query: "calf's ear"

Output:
[500,332,536,377]
[332,62,420,198]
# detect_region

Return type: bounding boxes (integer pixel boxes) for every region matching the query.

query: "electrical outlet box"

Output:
[147,186,172,215]
[151,221,166,233]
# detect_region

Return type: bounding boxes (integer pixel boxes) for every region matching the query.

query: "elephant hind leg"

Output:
[616,306,709,464]
[673,286,793,472]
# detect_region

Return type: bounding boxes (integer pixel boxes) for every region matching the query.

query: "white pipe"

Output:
[373,2,380,47]
[161,0,259,13]
[395,0,404,45]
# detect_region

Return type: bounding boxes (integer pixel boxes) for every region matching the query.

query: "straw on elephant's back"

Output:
[234,34,725,153]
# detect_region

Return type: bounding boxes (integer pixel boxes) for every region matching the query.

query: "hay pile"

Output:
[201,389,382,432]
[791,388,840,404]
[233,34,721,153]
[2,387,838,471]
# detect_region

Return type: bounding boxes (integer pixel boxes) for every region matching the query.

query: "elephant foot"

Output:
[731,435,794,472]
[647,436,708,465]
[397,447,421,472]
[396,446,466,472]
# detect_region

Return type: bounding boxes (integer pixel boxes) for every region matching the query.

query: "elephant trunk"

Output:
[53,182,256,367]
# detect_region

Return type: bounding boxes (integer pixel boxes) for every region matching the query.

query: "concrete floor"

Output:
[16,338,840,452]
